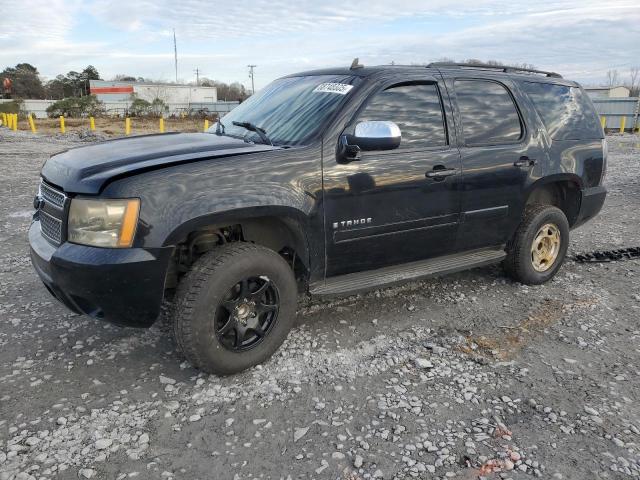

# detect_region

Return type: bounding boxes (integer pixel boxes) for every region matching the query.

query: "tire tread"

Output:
[173,242,282,371]
[505,203,568,284]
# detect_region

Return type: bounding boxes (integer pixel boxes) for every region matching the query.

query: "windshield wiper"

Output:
[232,121,272,146]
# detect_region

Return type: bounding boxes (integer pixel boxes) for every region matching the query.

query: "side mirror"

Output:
[337,121,402,163]
[352,121,401,151]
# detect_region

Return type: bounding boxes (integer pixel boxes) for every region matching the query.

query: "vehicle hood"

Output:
[41,132,282,194]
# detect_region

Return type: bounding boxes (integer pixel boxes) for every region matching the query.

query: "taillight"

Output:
[600,139,608,185]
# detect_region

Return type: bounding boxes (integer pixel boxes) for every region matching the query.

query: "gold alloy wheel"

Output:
[531,223,561,272]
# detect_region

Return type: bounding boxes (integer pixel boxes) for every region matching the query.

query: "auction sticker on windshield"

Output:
[313,83,354,95]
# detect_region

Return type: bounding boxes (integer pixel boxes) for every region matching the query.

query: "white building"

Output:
[90,80,217,103]
[584,86,630,99]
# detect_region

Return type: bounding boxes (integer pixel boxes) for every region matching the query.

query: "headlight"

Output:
[68,198,140,248]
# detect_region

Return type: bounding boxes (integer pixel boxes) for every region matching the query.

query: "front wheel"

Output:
[504,204,570,285]
[173,243,298,375]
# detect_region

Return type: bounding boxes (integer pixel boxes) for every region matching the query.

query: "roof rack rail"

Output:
[426,62,562,79]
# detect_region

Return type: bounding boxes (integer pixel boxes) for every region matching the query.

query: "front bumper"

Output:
[29,221,173,327]
[574,185,607,229]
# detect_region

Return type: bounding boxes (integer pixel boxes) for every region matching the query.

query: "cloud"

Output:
[0,0,84,46]
[1,0,638,86]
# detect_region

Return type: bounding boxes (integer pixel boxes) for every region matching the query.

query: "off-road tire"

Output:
[173,242,297,375]
[504,204,569,285]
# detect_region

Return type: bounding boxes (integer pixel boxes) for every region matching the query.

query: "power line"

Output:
[247,65,256,95]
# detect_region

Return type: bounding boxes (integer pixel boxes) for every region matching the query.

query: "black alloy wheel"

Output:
[215,276,280,351]
[173,242,298,375]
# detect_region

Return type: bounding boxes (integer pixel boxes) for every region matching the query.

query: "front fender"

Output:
[100,146,325,277]
[159,184,316,246]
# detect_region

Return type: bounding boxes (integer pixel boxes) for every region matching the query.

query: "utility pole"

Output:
[173,29,178,83]
[194,68,201,86]
[247,65,256,95]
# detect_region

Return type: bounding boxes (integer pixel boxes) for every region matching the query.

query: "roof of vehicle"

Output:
[287,62,579,87]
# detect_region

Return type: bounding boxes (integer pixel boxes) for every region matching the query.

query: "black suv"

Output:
[29,62,607,374]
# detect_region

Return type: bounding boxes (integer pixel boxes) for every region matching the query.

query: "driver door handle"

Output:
[514,156,537,167]
[425,167,458,180]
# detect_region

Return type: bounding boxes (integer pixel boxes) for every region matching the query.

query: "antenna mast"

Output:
[173,29,178,83]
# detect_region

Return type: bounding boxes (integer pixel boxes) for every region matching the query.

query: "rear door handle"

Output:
[514,156,537,168]
[425,168,458,180]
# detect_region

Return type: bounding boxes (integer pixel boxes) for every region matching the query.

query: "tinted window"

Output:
[454,80,522,145]
[217,75,359,146]
[358,83,446,148]
[520,82,602,140]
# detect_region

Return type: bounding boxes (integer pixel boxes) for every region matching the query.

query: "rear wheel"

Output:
[504,204,569,285]
[173,242,297,375]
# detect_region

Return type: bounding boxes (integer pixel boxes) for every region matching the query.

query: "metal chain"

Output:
[573,247,640,263]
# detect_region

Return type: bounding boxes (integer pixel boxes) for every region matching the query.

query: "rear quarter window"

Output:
[454,79,523,146]
[520,82,602,140]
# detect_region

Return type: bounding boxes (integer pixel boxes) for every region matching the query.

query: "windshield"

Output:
[212,74,360,146]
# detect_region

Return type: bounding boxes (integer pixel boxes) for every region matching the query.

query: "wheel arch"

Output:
[163,206,316,288]
[524,174,583,227]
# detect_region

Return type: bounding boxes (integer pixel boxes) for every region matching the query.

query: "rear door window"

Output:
[454,79,523,146]
[357,83,447,149]
[520,82,602,140]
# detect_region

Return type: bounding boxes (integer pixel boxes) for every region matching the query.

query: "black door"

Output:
[448,77,548,250]
[322,79,462,277]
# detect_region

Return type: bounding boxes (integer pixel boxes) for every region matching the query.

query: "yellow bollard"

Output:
[89,116,96,131]
[6,113,11,129]
[159,117,165,133]
[620,116,626,134]
[125,117,131,135]
[3,113,8,129]
[59,116,65,134]
[12,114,18,131]
[28,114,37,133]
[203,119,209,132]
[1,112,6,127]
[600,116,606,129]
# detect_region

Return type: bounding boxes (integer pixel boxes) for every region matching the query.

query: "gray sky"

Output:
[1,0,639,89]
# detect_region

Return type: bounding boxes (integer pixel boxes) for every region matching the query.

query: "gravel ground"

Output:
[0,129,639,480]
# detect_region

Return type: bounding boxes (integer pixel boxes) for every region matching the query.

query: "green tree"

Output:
[43,66,102,99]
[44,75,67,99]
[0,63,45,99]
[128,93,151,116]
[112,75,137,82]
[46,95,105,117]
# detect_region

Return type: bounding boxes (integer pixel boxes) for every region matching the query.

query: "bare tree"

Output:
[606,69,620,87]
[514,63,537,70]
[457,59,536,70]
[629,66,640,97]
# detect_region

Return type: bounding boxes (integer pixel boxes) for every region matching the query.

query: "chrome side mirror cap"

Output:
[352,120,402,151]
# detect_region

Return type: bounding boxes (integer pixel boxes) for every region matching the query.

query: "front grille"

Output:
[40,181,65,209]
[40,211,63,244]
[38,180,67,245]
